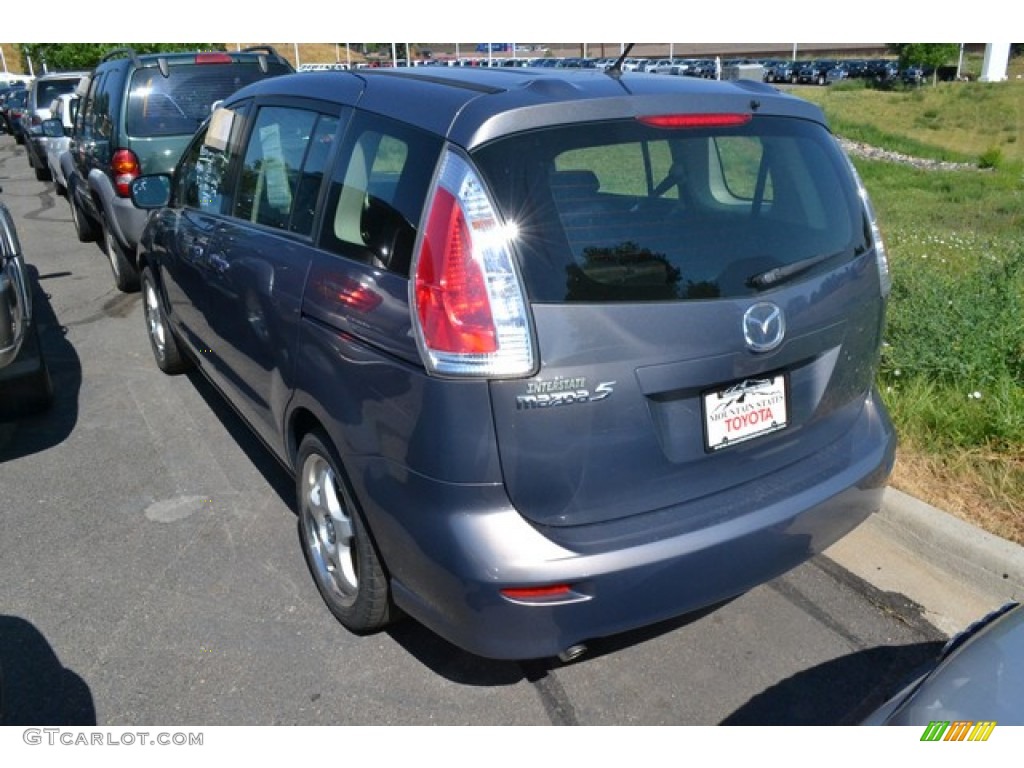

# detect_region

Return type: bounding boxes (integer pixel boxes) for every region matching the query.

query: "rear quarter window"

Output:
[317,111,442,276]
[474,116,869,303]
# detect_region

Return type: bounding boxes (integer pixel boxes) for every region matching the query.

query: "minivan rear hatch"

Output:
[472,113,888,529]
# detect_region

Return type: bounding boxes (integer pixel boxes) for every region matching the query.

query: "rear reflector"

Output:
[638,113,752,129]
[501,584,573,600]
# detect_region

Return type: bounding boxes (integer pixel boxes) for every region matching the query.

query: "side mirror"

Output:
[130,175,172,210]
[41,118,65,138]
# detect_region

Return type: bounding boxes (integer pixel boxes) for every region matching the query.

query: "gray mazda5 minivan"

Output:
[131,65,895,661]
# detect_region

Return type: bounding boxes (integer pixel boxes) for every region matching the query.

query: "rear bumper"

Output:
[352,389,896,660]
[87,170,149,254]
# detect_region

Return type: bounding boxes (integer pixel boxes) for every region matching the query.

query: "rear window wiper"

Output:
[746,250,844,290]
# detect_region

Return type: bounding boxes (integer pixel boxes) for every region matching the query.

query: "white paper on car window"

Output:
[205,107,235,152]
[258,123,292,211]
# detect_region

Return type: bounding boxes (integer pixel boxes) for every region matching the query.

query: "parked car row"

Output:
[8,57,897,662]
[49,46,293,292]
[21,71,91,181]
[0,86,29,141]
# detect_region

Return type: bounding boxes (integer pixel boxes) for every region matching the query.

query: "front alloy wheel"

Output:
[297,432,394,633]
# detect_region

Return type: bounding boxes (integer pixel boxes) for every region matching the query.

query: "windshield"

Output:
[473,115,870,303]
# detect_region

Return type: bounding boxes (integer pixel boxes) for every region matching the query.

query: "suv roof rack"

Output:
[99,47,140,66]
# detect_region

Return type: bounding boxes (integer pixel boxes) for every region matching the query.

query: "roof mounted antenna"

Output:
[605,44,635,78]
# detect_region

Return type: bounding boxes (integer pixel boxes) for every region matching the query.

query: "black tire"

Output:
[296,431,395,633]
[141,266,190,375]
[34,165,50,182]
[103,221,140,293]
[68,192,97,243]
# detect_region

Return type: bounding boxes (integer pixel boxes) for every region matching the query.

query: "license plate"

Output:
[703,375,788,451]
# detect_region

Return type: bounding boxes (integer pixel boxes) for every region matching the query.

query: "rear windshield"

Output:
[126,61,291,138]
[35,78,80,109]
[473,115,870,302]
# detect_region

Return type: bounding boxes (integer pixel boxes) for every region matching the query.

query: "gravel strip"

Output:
[839,138,978,171]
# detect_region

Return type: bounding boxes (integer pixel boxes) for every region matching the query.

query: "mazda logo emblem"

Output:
[743,302,785,353]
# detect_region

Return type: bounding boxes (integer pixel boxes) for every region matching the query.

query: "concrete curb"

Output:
[878,487,1024,604]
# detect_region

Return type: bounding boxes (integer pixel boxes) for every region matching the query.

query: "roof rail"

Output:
[99,47,139,65]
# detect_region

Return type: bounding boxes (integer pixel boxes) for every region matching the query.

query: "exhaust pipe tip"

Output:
[557,644,588,664]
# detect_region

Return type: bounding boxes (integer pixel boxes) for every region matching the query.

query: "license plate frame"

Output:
[702,374,789,452]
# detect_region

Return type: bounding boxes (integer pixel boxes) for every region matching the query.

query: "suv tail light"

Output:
[111,149,142,198]
[411,148,535,378]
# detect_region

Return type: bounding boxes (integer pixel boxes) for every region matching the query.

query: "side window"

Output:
[92,75,113,141]
[233,106,322,231]
[176,104,248,214]
[319,112,442,275]
[288,114,339,237]
[76,73,102,141]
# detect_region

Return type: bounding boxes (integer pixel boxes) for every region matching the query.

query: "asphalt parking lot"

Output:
[0,130,1016,726]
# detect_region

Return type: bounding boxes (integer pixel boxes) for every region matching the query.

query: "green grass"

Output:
[796,78,1024,166]
[804,71,1024,541]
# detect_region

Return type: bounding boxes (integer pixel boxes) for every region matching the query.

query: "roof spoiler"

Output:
[241,45,287,74]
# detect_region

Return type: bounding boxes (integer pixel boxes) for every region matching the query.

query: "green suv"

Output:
[62,47,292,291]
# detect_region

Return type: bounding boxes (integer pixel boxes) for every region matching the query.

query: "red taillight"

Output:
[195,52,233,65]
[111,149,141,197]
[638,113,752,129]
[411,149,534,378]
[416,186,497,354]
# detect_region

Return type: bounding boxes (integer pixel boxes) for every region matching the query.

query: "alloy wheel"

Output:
[300,452,358,604]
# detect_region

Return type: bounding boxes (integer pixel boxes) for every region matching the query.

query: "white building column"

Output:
[979,43,1010,82]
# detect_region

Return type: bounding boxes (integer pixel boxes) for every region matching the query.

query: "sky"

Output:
[4,2,993,46]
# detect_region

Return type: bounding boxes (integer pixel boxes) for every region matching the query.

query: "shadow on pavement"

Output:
[0,614,96,725]
[0,265,81,461]
[722,640,945,724]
